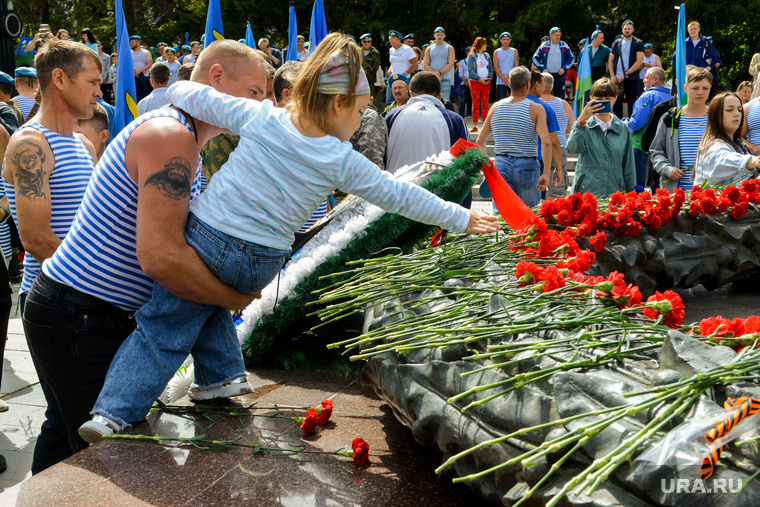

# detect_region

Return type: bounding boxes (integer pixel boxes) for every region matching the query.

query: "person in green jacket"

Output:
[360,34,381,86]
[566,77,636,196]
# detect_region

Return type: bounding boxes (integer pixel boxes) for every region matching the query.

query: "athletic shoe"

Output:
[188,377,253,401]
[471,125,478,132]
[79,415,122,444]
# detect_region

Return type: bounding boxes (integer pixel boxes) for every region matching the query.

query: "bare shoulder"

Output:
[4,127,54,198]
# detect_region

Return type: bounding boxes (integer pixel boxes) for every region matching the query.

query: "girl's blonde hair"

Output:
[288,32,361,134]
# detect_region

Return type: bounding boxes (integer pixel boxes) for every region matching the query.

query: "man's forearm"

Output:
[23,232,61,265]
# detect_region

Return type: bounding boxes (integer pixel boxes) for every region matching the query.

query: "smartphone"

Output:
[596,100,611,113]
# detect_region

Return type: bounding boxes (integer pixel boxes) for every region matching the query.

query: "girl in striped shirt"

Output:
[80,33,499,440]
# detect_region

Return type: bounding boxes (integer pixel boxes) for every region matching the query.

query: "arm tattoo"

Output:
[11,140,47,201]
[145,156,192,200]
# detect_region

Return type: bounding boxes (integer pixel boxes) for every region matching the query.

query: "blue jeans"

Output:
[93,213,290,427]
[634,149,649,188]
[440,78,452,102]
[495,155,541,208]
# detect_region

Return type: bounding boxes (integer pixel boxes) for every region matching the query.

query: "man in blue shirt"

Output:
[531,27,575,99]
[625,67,671,187]
[527,70,563,181]
[684,21,721,99]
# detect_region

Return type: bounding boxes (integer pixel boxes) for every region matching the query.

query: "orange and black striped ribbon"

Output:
[700,397,760,481]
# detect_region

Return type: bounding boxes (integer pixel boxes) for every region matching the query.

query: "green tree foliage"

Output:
[14,0,760,89]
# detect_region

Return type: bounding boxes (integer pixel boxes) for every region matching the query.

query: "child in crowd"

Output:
[74,103,110,162]
[694,92,760,187]
[79,32,499,441]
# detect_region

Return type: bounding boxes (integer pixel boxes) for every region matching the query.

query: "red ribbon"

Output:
[449,139,535,230]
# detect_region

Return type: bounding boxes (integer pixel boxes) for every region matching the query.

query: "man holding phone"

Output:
[24,24,54,53]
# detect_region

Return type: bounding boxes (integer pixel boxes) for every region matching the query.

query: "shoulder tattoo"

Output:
[145,156,192,200]
[11,140,47,201]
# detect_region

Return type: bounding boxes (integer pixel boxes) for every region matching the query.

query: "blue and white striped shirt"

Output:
[747,100,760,147]
[677,114,707,191]
[15,96,36,122]
[491,99,538,158]
[168,81,470,250]
[0,190,10,264]
[3,122,94,294]
[43,108,202,311]
[544,98,568,149]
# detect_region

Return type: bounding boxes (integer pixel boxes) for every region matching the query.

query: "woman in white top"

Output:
[694,92,760,187]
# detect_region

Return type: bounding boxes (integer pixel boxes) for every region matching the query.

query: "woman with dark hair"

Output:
[466,37,493,132]
[80,28,98,52]
[695,92,760,186]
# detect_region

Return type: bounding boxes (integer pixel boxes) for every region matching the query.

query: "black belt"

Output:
[495,153,538,159]
[31,271,136,319]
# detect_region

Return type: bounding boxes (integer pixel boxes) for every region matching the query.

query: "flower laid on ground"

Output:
[697,315,760,351]
[319,400,333,425]
[299,408,319,435]
[642,290,685,328]
[351,437,370,466]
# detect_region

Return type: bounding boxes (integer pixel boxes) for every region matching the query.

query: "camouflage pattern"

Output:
[362,46,382,83]
[200,133,240,181]
[349,104,387,170]
[383,97,409,114]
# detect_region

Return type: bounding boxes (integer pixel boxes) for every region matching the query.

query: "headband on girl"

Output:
[317,48,371,95]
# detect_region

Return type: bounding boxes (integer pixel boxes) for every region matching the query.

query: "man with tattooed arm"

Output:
[2,40,100,473]
[19,40,267,465]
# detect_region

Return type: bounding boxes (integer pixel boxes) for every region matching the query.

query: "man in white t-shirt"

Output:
[386,30,418,104]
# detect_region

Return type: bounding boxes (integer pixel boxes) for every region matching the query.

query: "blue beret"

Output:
[465,46,472,52]
[644,43,653,48]
[541,36,550,42]
[434,27,445,34]
[549,27,561,35]
[388,30,402,39]
[499,32,511,39]
[403,33,415,39]
[0,71,13,84]
[237,39,245,44]
[578,39,586,47]
[622,19,634,29]
[182,44,191,50]
[615,34,622,40]
[422,44,429,50]
[15,67,37,78]
[591,30,601,40]
[388,74,410,86]
[129,35,141,41]
[200,34,205,42]
[360,33,371,41]
[156,42,167,47]
[164,47,176,53]
[346,35,357,43]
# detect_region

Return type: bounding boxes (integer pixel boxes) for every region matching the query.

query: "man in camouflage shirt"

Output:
[360,34,381,85]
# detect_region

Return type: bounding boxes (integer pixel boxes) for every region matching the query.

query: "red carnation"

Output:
[515,260,543,286]
[556,209,572,225]
[730,203,748,219]
[745,316,760,334]
[300,408,319,435]
[699,316,731,337]
[588,231,607,253]
[539,266,566,292]
[351,437,370,466]
[643,290,685,328]
[319,400,333,425]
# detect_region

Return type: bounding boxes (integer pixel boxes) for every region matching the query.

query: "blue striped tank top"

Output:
[43,108,202,311]
[0,190,11,263]
[15,96,36,122]
[747,100,760,146]
[491,99,538,158]
[544,98,568,148]
[677,114,707,191]
[3,122,94,294]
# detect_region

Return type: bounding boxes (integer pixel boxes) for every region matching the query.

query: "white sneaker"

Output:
[0,399,8,412]
[78,415,122,444]
[188,377,253,401]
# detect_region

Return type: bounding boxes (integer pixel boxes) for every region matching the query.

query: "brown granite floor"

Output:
[13,346,489,506]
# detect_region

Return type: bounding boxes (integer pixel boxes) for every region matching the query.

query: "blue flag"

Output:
[114,0,137,134]
[308,0,328,56]
[675,3,687,105]
[574,37,592,117]
[245,21,255,49]
[204,0,225,48]
[286,5,298,62]
[185,32,190,46]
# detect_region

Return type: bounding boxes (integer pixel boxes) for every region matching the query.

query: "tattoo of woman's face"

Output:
[12,141,47,201]
[145,156,192,200]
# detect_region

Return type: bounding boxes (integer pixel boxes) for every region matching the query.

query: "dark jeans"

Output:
[460,84,472,117]
[495,84,511,101]
[22,272,136,458]
[634,149,649,188]
[135,74,152,102]
[550,72,565,99]
[19,292,73,474]
[613,77,642,118]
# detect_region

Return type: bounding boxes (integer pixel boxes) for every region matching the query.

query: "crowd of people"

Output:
[1,16,760,477]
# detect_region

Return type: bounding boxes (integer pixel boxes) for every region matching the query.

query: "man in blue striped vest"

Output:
[3,40,101,474]
[20,40,267,465]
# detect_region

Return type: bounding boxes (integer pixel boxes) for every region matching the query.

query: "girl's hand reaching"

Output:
[465,210,501,234]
